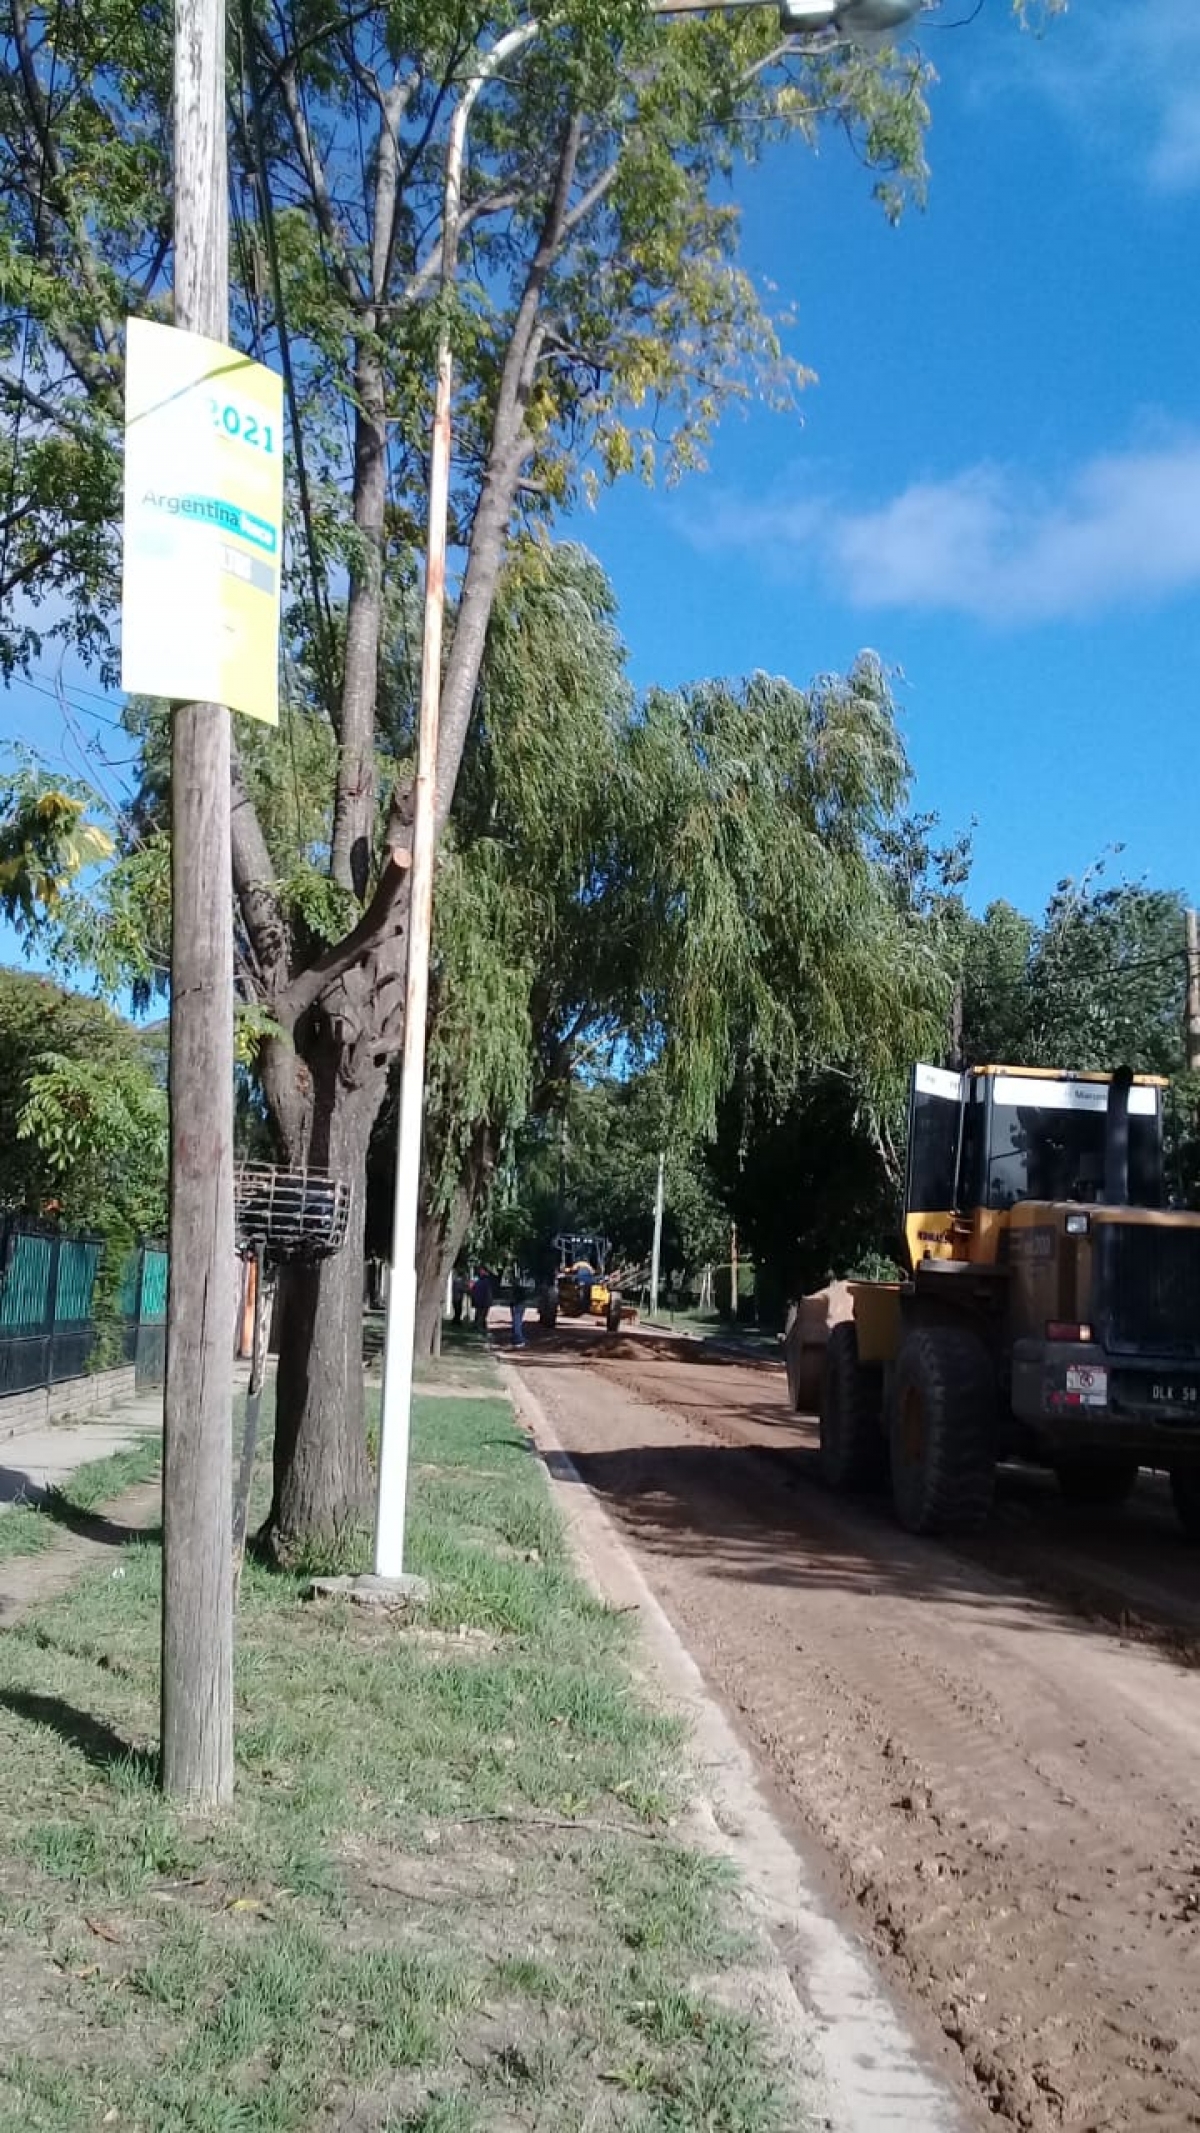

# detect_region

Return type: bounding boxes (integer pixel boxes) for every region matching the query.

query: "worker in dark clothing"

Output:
[507,1267,529,1349]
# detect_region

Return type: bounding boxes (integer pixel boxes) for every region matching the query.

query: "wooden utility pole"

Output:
[1186,911,1200,1075]
[161,0,235,1804]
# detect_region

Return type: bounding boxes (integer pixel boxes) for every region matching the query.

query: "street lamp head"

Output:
[779,0,926,45]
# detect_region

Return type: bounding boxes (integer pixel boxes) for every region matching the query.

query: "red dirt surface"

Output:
[512,1323,1200,2132]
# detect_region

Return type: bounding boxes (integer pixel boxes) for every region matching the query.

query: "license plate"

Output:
[1150,1380,1200,1409]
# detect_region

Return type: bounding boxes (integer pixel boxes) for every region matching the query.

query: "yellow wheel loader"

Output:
[540,1233,624,1334]
[794,1064,1200,1541]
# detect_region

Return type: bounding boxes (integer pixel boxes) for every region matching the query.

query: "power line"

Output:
[928,0,985,25]
[7,668,125,730]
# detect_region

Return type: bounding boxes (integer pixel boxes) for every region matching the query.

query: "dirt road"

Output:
[514,1328,1200,2133]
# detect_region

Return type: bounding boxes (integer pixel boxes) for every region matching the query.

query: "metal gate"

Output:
[0,1223,168,1396]
[0,1228,103,1393]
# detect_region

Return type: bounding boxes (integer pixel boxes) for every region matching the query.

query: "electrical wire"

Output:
[926,0,985,26]
[11,669,126,730]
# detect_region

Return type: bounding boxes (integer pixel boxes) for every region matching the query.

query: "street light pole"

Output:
[1185,910,1200,1075]
[372,0,928,1581]
[373,22,538,1581]
[649,1151,666,1320]
[656,0,926,35]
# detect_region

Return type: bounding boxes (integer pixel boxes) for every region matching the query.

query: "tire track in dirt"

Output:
[517,1340,1200,2132]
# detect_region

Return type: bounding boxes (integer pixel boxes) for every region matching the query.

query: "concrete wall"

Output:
[0,1366,138,1443]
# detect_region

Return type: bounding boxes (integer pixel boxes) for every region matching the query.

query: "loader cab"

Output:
[555,1232,610,1276]
[904,1065,1166,1270]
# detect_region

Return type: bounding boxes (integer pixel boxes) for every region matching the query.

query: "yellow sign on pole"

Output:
[121,317,284,726]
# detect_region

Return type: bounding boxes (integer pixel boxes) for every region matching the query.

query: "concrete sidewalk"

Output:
[0,1386,163,1510]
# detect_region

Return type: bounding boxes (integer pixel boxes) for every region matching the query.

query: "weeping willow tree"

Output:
[364,550,954,1346]
[369,538,636,1353]
[626,662,952,1120]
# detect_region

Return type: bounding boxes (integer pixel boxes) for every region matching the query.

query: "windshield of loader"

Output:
[981,1073,1163,1210]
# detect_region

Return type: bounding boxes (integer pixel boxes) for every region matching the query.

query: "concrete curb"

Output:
[505,1362,970,2133]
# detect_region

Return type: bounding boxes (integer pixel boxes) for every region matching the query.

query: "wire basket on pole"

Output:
[231,1164,352,1588]
[234,1164,351,1267]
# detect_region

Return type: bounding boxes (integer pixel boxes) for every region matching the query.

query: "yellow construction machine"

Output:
[538,1233,623,1334]
[792,1063,1200,1541]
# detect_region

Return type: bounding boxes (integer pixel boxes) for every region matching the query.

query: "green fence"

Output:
[0,1223,168,1397]
[126,1245,169,1388]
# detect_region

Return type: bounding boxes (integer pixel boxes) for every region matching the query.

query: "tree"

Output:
[470,1071,728,1289]
[959,899,1034,1066]
[17,1047,166,1231]
[556,1078,728,1283]
[958,873,1188,1078]
[394,639,955,1334]
[694,797,971,1311]
[0,966,156,1210]
[1027,878,1186,1077]
[707,1070,904,1316]
[0,966,166,1346]
[2,1,934,1551]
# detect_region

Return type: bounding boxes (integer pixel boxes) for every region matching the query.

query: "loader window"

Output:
[986,1099,1163,1209]
[906,1068,963,1215]
[958,1077,987,1209]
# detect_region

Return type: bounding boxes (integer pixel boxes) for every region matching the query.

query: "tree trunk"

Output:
[266,1214,371,1556]
[331,346,387,898]
[413,1119,501,1360]
[414,1196,454,1363]
[258,1029,383,1557]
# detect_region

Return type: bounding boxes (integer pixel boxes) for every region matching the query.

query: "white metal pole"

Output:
[1187,910,1200,1075]
[373,23,539,1581]
[372,0,903,1575]
[649,1151,665,1320]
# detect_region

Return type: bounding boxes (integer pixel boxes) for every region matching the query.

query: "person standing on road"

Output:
[470,1266,493,1333]
[508,1267,528,1349]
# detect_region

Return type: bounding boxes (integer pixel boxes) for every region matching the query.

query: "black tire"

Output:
[1170,1465,1200,1543]
[819,1323,886,1491]
[889,1325,996,1536]
[1054,1453,1139,1507]
[605,1293,622,1334]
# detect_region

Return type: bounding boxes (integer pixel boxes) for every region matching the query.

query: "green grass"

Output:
[642,1308,780,1352]
[416,1321,511,1383]
[0,1432,162,1564]
[0,1371,797,2133]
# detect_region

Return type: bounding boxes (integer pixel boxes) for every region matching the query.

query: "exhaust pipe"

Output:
[1104,1066,1134,1207]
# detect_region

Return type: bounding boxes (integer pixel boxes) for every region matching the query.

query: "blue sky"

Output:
[574,0,1200,915]
[2,0,1197,956]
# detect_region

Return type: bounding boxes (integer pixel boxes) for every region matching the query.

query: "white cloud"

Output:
[988,0,1200,196]
[683,433,1200,625]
